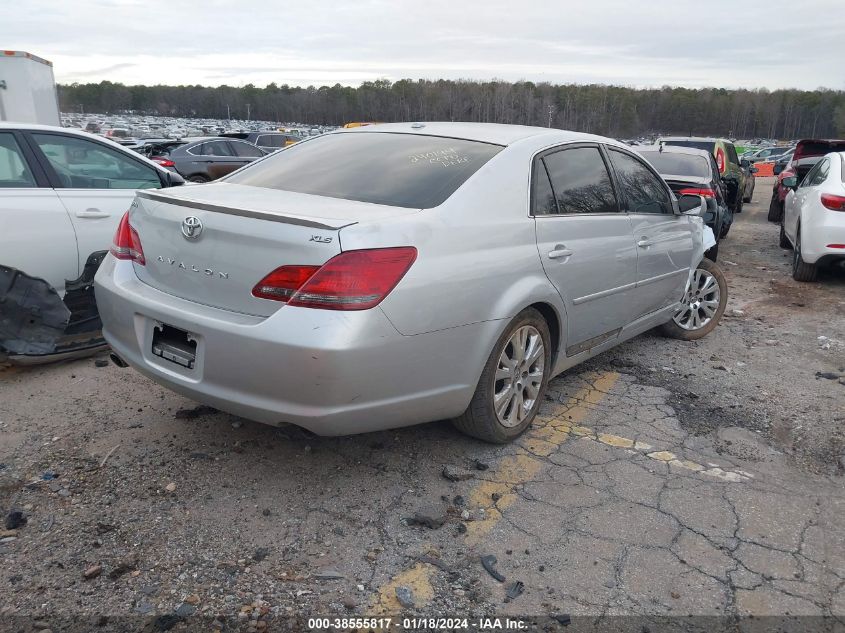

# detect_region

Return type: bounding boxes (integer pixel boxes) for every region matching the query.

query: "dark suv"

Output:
[660,137,747,214]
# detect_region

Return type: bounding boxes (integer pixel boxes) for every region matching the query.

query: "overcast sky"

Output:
[7,0,845,90]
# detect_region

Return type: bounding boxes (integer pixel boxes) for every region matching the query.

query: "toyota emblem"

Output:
[181,216,203,239]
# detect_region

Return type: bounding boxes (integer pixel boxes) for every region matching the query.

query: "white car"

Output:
[780,151,845,281]
[0,123,183,361]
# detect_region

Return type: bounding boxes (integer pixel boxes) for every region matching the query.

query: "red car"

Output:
[768,139,845,222]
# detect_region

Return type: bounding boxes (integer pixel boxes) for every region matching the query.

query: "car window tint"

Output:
[541,146,618,214]
[198,140,235,157]
[0,133,37,188]
[607,149,672,214]
[805,159,829,187]
[726,144,739,165]
[225,132,503,209]
[231,141,264,158]
[32,134,160,190]
[531,160,557,215]
[257,135,285,148]
[639,151,710,178]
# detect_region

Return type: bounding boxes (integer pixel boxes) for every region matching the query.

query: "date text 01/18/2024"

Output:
[307,617,528,630]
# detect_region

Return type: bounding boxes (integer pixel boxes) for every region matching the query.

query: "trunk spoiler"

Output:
[135,190,356,231]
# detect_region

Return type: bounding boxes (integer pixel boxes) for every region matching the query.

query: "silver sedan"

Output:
[94,123,726,443]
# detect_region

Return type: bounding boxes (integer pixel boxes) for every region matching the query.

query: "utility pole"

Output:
[246,103,251,121]
[227,104,230,120]
[547,104,555,128]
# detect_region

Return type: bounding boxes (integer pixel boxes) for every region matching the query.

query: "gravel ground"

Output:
[0,177,843,632]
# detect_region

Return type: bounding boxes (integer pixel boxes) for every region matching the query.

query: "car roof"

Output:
[336,122,625,149]
[660,136,728,143]
[638,144,713,158]
[0,122,171,172]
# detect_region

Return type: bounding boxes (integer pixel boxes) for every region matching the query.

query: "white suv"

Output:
[0,123,182,362]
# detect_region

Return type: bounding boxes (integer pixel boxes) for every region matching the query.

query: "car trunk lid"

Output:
[129,183,417,317]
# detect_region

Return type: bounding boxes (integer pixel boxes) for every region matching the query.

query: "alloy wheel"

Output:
[673,267,721,331]
[492,325,545,428]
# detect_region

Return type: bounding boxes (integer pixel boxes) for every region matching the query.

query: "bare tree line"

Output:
[59,79,845,139]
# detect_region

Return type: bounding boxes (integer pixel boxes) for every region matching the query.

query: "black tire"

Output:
[452,308,552,443]
[792,229,818,282]
[733,196,743,214]
[188,174,210,183]
[660,258,727,341]
[767,195,783,222]
[778,219,791,249]
[743,179,754,203]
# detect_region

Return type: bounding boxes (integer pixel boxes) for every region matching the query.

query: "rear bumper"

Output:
[94,256,499,435]
[801,213,845,264]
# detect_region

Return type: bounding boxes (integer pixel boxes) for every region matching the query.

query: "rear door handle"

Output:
[548,246,573,259]
[75,208,110,219]
[637,238,653,248]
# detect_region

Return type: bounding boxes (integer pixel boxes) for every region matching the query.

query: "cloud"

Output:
[4,0,844,90]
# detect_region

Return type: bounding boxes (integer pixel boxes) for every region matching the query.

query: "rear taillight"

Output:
[110,211,145,265]
[715,148,725,174]
[252,247,417,310]
[679,187,716,198]
[820,194,845,211]
[152,157,175,167]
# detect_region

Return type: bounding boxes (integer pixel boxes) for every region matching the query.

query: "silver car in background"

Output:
[95,123,726,443]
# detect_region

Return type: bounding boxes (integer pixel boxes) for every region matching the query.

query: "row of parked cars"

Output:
[2,120,727,443]
[766,139,845,281]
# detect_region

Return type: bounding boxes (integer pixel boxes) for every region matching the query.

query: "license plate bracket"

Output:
[151,323,197,369]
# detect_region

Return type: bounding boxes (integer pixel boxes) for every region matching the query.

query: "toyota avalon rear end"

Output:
[96,123,721,442]
[95,128,514,436]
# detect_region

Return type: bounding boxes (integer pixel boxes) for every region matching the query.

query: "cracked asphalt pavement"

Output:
[0,178,843,630]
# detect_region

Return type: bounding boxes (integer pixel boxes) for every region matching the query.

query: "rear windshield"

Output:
[224,132,503,208]
[639,151,710,178]
[663,140,715,153]
[795,141,845,160]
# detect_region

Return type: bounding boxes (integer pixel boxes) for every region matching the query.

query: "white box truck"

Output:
[0,51,60,126]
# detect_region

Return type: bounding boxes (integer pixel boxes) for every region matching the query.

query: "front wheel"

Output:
[660,258,727,341]
[452,308,551,443]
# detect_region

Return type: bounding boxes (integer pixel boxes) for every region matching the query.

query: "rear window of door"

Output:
[225,132,503,209]
[726,144,740,165]
[31,133,161,189]
[0,133,37,188]
[607,149,672,214]
[231,141,265,158]
[194,140,235,157]
[535,146,619,215]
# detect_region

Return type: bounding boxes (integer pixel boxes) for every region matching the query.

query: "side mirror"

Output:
[165,171,185,187]
[750,166,758,174]
[677,194,706,216]
[781,176,799,189]
[773,164,784,176]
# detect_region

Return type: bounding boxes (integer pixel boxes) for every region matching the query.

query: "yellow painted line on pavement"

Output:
[370,369,755,612]
[370,370,620,614]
